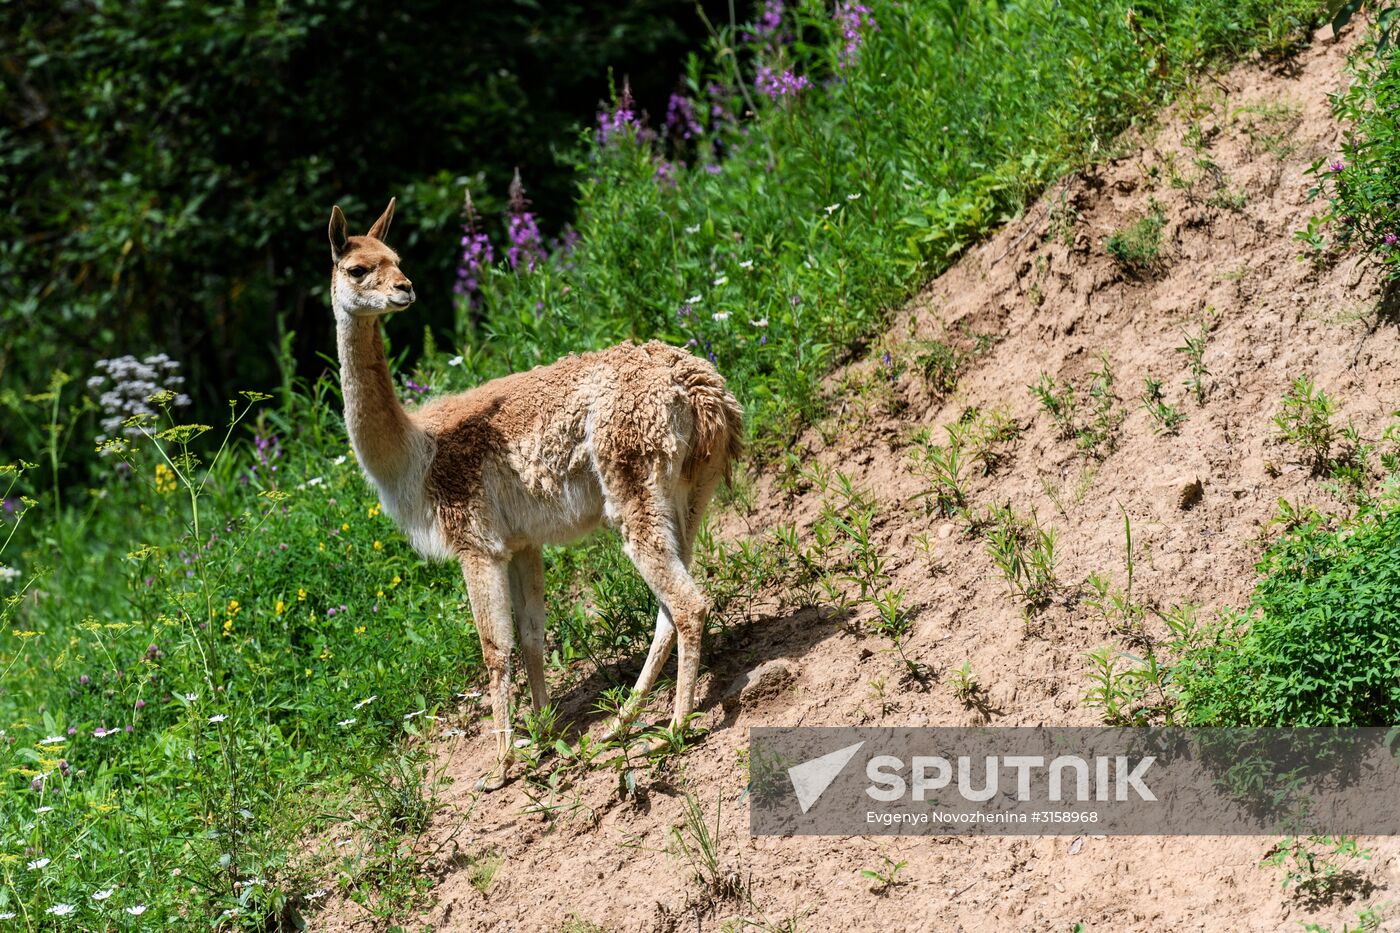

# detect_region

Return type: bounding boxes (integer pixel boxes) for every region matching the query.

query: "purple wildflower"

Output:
[1,498,16,514]
[455,189,494,299]
[30,776,42,792]
[678,303,694,320]
[506,170,546,273]
[1384,233,1398,247]
[665,93,703,142]
[79,675,90,686]
[135,699,145,709]
[1330,160,1346,173]
[836,2,879,68]
[704,163,722,175]
[404,379,428,395]
[58,760,70,776]
[745,0,787,45]
[654,160,679,188]
[755,66,810,100]
[597,78,649,146]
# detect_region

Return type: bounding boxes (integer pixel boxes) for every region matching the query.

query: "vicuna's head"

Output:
[328,198,415,317]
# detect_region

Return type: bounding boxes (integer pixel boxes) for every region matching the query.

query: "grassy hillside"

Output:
[0,0,1355,928]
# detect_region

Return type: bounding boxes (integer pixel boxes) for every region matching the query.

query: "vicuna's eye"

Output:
[347,265,368,278]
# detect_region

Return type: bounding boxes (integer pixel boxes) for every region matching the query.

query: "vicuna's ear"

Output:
[328,205,349,262]
[366,197,396,243]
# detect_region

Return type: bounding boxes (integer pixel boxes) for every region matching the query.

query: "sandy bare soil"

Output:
[313,26,1400,932]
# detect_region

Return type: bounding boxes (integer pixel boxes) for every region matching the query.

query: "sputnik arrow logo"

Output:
[787,741,865,814]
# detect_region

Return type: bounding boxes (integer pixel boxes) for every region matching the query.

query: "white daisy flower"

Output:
[847,192,862,201]
[0,912,14,920]
[93,727,114,738]
[127,905,148,916]
[824,203,841,215]
[712,311,731,322]
[92,889,114,901]
[684,224,701,234]
[686,294,702,304]
[443,729,468,738]
[207,714,227,724]
[28,857,50,870]
[337,718,356,727]
[39,735,65,745]
[306,889,328,900]
[738,259,754,269]
[332,455,347,466]
[353,695,377,709]
[403,709,426,720]
[751,318,769,328]
[447,355,463,366]
[35,806,53,814]
[0,565,20,583]
[712,275,728,286]
[183,692,197,702]
[46,904,75,917]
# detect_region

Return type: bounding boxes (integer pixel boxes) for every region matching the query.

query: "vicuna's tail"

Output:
[682,365,744,482]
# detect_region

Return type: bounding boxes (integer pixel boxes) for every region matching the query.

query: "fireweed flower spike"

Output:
[836,2,879,68]
[664,92,702,142]
[597,78,648,146]
[506,169,546,273]
[455,189,493,300]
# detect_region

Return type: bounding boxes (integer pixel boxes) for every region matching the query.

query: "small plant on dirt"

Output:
[1141,376,1185,435]
[1273,376,1338,474]
[869,588,928,683]
[1105,205,1166,275]
[671,794,744,903]
[860,855,909,895]
[913,339,966,397]
[984,505,1058,612]
[1045,190,1081,247]
[950,661,980,705]
[1262,836,1373,904]
[909,423,970,518]
[467,850,504,895]
[1176,322,1211,404]
[1078,355,1125,456]
[1031,373,1078,440]
[962,405,1022,475]
[1302,905,1387,933]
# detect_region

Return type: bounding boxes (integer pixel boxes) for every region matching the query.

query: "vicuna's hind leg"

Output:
[609,471,723,737]
[460,551,516,790]
[508,547,549,714]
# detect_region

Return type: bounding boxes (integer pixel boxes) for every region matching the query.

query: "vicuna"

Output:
[328,198,743,788]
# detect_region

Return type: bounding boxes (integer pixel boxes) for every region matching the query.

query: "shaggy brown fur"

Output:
[329,200,743,788]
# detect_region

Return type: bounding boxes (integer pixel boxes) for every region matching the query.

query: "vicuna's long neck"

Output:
[334,311,419,483]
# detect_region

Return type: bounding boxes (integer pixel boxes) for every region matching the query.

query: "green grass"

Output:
[0,0,1328,926]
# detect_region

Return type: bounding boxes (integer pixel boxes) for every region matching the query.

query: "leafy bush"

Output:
[1174,504,1400,726]
[1304,43,1400,279]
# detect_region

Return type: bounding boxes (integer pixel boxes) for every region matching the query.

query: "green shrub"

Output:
[1174,505,1400,726]
[1304,43,1400,281]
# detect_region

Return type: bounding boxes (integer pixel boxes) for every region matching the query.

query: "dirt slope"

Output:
[316,26,1400,932]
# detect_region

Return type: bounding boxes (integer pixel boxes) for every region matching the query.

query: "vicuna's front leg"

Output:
[460,551,516,790]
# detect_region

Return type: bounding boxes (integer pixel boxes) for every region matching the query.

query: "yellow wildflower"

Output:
[154,462,177,494]
[297,588,307,602]
[372,540,383,551]
[275,599,285,616]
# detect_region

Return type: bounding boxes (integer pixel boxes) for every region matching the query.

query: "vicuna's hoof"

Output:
[474,771,507,792]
